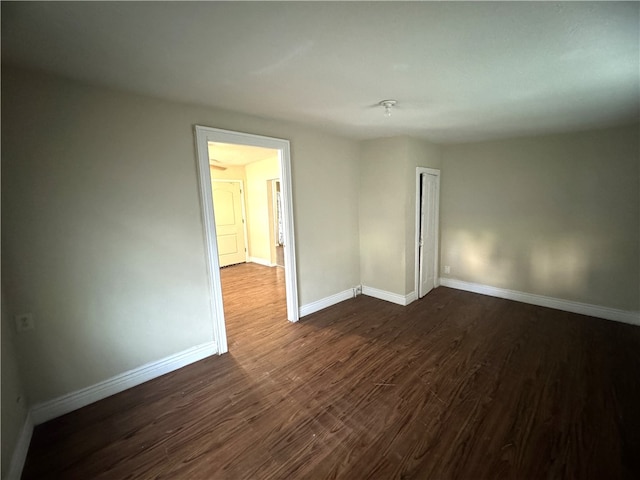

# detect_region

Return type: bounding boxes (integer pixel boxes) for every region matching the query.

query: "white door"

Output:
[419,173,439,298]
[212,181,247,267]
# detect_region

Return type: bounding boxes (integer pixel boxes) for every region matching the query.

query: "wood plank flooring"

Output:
[22,263,640,479]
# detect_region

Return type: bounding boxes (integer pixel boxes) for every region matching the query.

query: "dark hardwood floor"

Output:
[22,263,640,479]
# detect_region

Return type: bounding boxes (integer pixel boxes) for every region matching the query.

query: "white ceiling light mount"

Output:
[379,99,397,117]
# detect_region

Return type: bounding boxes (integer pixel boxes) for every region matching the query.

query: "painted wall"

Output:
[1,290,29,477]
[359,137,441,297]
[360,138,408,295]
[294,130,361,301]
[440,124,640,311]
[209,164,247,182]
[1,66,361,405]
[245,156,280,264]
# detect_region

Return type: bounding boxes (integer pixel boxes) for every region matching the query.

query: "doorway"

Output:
[194,126,299,355]
[415,167,440,298]
[268,179,285,267]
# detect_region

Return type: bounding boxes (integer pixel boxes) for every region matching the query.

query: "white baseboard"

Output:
[405,290,418,305]
[439,278,640,326]
[299,288,355,317]
[248,257,274,267]
[30,341,217,425]
[6,412,34,480]
[362,286,416,306]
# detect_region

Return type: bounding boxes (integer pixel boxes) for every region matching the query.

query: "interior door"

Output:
[419,173,439,297]
[212,181,247,267]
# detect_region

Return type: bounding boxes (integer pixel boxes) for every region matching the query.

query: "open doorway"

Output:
[267,179,285,268]
[207,142,281,268]
[194,126,299,355]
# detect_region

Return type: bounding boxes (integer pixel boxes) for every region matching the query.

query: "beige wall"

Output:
[209,164,247,182]
[359,137,441,296]
[1,66,361,405]
[360,138,408,294]
[440,124,640,310]
[294,131,361,300]
[1,290,29,477]
[245,156,280,263]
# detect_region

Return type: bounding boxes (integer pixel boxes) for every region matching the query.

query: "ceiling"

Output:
[2,2,638,144]
[208,142,278,167]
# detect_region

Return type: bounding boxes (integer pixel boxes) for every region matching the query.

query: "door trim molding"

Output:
[7,412,33,480]
[194,126,299,354]
[415,167,441,299]
[211,179,249,266]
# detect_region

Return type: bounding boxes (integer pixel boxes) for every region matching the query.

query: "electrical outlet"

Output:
[354,285,362,297]
[15,313,35,332]
[443,265,451,274]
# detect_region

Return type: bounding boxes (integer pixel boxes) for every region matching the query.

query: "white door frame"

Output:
[211,179,249,265]
[414,167,441,298]
[194,126,299,355]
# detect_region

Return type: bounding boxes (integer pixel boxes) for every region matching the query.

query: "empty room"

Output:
[2,2,638,479]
